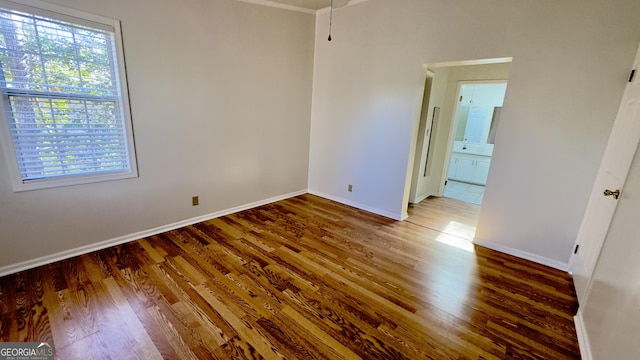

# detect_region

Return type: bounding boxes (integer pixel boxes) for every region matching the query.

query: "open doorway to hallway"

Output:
[408,59,511,210]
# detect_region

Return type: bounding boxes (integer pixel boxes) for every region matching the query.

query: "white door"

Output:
[422,107,443,196]
[570,43,640,305]
[578,137,640,358]
[408,72,436,203]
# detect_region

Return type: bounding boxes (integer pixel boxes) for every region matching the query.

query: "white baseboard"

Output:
[473,239,569,272]
[574,310,593,360]
[308,189,404,221]
[0,190,307,277]
[409,193,430,204]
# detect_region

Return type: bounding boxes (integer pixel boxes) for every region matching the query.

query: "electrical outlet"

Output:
[348,184,353,192]
[192,196,199,206]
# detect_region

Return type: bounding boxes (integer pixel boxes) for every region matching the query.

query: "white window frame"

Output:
[0,0,137,192]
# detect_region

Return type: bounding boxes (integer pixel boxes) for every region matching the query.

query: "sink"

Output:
[452,141,494,156]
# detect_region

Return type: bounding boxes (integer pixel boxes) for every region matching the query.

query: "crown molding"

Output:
[317,0,370,14]
[235,0,372,15]
[235,0,316,14]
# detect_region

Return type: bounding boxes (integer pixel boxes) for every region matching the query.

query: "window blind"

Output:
[0,6,131,182]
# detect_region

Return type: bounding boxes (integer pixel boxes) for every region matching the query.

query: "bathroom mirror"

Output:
[453,82,507,145]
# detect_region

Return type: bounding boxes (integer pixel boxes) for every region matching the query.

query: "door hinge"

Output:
[444,180,448,186]
[574,244,580,254]
[629,69,636,83]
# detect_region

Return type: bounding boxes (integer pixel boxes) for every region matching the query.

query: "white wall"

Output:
[0,0,315,270]
[309,0,640,266]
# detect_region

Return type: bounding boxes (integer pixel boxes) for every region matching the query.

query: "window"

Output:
[0,0,136,191]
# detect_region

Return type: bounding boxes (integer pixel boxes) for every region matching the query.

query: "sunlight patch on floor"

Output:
[435,221,476,252]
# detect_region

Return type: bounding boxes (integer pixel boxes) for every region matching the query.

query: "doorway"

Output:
[406,59,512,209]
[403,59,512,249]
[444,81,508,205]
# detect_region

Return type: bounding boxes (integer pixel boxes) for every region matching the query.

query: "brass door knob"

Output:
[603,189,620,199]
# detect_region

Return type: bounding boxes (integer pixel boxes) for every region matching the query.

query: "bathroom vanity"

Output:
[447,142,493,185]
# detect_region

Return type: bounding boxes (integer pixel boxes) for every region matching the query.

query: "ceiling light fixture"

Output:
[328,0,349,41]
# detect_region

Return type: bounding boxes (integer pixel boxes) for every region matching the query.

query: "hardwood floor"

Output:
[0,194,580,359]
[407,196,481,241]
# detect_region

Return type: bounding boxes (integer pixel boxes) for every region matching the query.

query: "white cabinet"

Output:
[448,155,459,179]
[455,157,475,183]
[448,153,491,185]
[471,158,491,184]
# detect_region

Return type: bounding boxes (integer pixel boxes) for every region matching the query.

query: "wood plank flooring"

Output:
[0,194,580,359]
